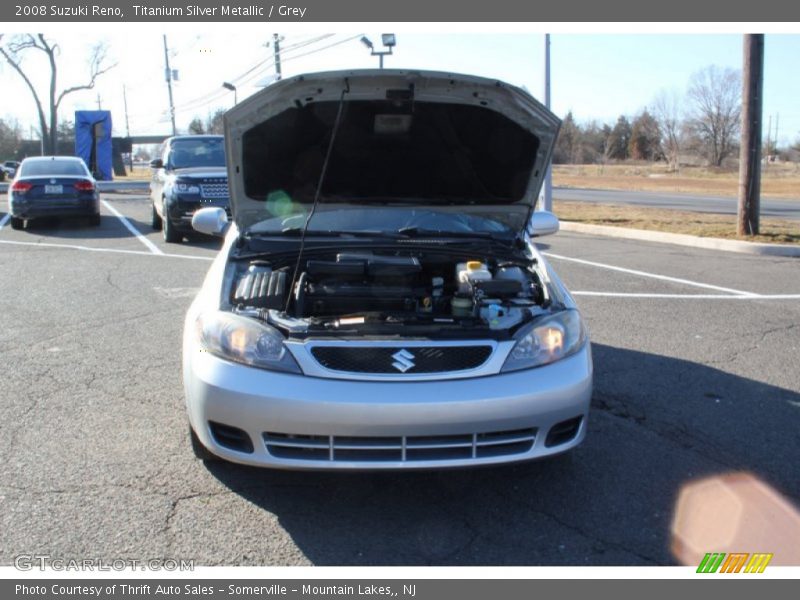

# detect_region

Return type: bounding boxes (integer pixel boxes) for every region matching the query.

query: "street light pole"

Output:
[361,34,396,69]
[222,82,238,104]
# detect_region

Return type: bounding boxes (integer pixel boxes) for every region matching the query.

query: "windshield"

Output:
[20,159,89,177]
[169,138,225,169]
[246,203,526,238]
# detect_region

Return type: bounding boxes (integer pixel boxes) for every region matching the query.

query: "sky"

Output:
[1,31,799,147]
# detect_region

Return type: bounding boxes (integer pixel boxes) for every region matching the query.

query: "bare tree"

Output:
[205,108,226,135]
[628,109,661,161]
[652,88,684,171]
[188,117,206,135]
[0,34,116,155]
[685,66,741,167]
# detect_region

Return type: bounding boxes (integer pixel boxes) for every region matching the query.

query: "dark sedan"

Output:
[7,156,101,230]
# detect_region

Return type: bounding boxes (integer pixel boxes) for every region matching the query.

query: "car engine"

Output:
[229,249,549,337]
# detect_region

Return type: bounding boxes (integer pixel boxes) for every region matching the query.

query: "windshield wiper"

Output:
[247,228,404,239]
[396,227,515,243]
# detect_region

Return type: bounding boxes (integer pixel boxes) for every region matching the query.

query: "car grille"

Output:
[263,428,537,462]
[200,181,228,199]
[310,345,493,374]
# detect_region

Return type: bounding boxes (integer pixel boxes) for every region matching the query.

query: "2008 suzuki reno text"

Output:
[183,69,592,469]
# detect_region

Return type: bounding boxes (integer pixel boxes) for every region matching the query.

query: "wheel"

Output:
[89,213,101,226]
[10,216,24,230]
[151,201,162,231]
[189,425,218,462]
[162,200,181,243]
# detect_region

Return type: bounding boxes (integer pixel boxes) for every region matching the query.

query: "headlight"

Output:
[195,312,301,374]
[174,181,200,194]
[501,310,586,372]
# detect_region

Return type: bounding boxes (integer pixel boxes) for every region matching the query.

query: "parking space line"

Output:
[0,213,10,230]
[572,291,800,300]
[543,252,758,297]
[0,238,213,261]
[101,199,163,255]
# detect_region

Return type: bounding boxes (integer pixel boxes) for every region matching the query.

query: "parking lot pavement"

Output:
[1,195,798,566]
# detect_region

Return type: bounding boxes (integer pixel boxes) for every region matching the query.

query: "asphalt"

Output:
[1,194,798,567]
[554,186,800,220]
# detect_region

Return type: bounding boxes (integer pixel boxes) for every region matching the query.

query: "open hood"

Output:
[223,69,561,235]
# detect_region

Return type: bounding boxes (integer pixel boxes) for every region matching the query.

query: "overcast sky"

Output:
[1,31,799,146]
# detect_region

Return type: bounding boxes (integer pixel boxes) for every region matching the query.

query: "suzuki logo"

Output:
[391,349,415,373]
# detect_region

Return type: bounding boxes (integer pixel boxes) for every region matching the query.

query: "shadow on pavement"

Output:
[15,214,223,251]
[204,344,800,566]
[19,214,151,241]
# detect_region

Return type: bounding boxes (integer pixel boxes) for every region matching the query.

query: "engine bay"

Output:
[228,248,551,338]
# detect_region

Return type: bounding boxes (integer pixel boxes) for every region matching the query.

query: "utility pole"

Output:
[774,113,779,155]
[273,33,282,80]
[737,34,764,236]
[123,84,133,171]
[540,33,553,212]
[96,93,102,109]
[163,34,177,136]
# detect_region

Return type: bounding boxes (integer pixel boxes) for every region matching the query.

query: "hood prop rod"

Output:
[284,78,351,314]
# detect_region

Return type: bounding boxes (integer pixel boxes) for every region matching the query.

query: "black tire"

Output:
[151,201,162,231]
[10,216,24,230]
[89,213,101,226]
[162,200,181,243]
[190,425,218,462]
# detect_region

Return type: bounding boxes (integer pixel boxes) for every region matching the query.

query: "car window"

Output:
[168,138,225,169]
[20,160,89,177]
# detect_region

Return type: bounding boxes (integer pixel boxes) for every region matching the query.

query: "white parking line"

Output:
[0,213,10,230]
[572,291,800,300]
[101,199,164,255]
[543,252,758,297]
[0,238,213,261]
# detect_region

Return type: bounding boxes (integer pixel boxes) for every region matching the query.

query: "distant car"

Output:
[149,135,229,243]
[2,160,20,178]
[7,156,100,230]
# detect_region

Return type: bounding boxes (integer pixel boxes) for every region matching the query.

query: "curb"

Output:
[559,221,800,257]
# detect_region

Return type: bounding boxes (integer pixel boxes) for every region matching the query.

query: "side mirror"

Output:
[149,158,164,169]
[529,210,560,237]
[192,207,229,237]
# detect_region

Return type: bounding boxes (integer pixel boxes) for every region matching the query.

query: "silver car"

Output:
[183,69,592,470]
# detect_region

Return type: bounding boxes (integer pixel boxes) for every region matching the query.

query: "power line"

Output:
[130,34,364,132]
[176,34,362,112]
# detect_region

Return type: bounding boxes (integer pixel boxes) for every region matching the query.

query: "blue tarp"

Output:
[75,110,113,181]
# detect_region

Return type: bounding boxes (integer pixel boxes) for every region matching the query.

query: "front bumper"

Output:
[169,198,230,231]
[183,342,593,470]
[10,197,99,219]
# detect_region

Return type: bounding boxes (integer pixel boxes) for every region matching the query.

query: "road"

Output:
[554,186,800,220]
[1,194,798,567]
